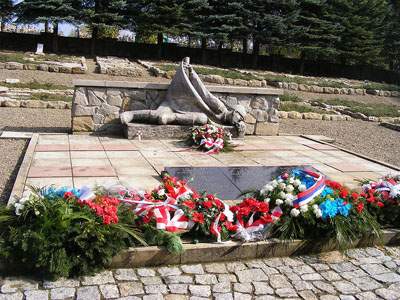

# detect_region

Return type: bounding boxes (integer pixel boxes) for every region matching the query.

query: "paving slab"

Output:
[0,131,33,139]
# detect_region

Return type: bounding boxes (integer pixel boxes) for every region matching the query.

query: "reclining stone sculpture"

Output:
[120,57,247,133]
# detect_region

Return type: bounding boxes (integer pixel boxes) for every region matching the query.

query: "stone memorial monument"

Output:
[120,57,247,138]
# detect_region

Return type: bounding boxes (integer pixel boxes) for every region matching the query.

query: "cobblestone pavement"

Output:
[2,246,400,299]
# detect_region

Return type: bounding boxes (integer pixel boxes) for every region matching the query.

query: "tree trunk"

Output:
[251,38,260,69]
[90,26,98,56]
[218,41,223,66]
[157,32,163,60]
[45,21,49,33]
[299,51,305,75]
[0,16,5,32]
[52,23,59,53]
[201,37,207,65]
[188,35,191,48]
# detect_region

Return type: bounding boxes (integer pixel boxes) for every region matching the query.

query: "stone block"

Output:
[244,114,256,124]
[261,80,268,87]
[383,91,391,97]
[5,62,23,70]
[23,100,48,108]
[391,91,398,97]
[100,103,120,116]
[0,86,9,93]
[288,82,299,90]
[147,90,158,101]
[66,102,72,109]
[93,113,104,124]
[128,90,147,101]
[48,65,59,72]
[72,66,86,74]
[255,122,279,135]
[4,100,20,107]
[355,88,365,95]
[322,114,331,121]
[204,75,225,84]
[224,78,234,85]
[250,96,268,110]
[23,64,38,70]
[132,100,148,110]
[323,87,335,94]
[288,111,302,119]
[269,108,279,123]
[73,104,97,116]
[248,80,262,87]
[47,101,68,109]
[234,79,248,86]
[302,112,322,120]
[278,111,288,118]
[347,88,355,95]
[340,88,349,94]
[94,123,123,134]
[104,113,120,124]
[333,88,340,94]
[38,64,48,71]
[298,84,310,92]
[226,96,237,108]
[108,94,123,107]
[88,89,105,105]
[73,88,88,106]
[73,116,94,132]
[0,62,4,69]
[245,123,255,135]
[59,66,72,73]
[166,71,175,79]
[310,86,323,93]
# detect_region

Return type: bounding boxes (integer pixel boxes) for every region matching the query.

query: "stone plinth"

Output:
[125,123,242,140]
[71,80,283,136]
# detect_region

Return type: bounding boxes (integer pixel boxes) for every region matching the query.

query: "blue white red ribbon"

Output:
[363,178,400,199]
[292,170,326,208]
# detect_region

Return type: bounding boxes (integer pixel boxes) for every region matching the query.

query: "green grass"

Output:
[314,98,400,117]
[30,93,72,102]
[0,52,26,63]
[0,80,70,90]
[0,52,72,65]
[280,102,326,114]
[155,64,259,80]
[363,82,400,92]
[280,92,303,102]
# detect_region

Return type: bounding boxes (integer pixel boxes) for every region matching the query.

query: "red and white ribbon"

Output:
[194,138,224,155]
[137,131,143,140]
[154,207,194,233]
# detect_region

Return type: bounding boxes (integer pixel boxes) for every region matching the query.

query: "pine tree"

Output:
[384,0,400,70]
[16,0,80,52]
[338,0,391,67]
[0,0,14,32]
[79,0,126,55]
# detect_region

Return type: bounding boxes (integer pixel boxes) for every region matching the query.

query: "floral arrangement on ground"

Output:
[0,169,399,279]
[185,123,235,153]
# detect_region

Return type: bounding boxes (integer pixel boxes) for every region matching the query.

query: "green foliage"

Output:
[363,82,400,92]
[0,80,70,90]
[0,188,143,279]
[88,24,120,39]
[279,102,326,114]
[280,92,303,103]
[29,93,72,102]
[142,225,185,255]
[314,98,400,117]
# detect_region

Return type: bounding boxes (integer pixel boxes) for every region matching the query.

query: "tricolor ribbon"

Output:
[363,178,400,199]
[137,131,142,140]
[292,170,325,208]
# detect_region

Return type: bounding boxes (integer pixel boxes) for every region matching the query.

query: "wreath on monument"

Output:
[185,123,235,153]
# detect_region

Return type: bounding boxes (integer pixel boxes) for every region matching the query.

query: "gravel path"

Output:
[279,119,400,168]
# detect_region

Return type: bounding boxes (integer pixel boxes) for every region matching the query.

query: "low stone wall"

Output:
[71,80,283,136]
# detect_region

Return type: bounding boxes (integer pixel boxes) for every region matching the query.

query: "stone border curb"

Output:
[278,111,352,121]
[7,133,39,207]
[380,122,400,132]
[110,229,400,268]
[0,99,71,109]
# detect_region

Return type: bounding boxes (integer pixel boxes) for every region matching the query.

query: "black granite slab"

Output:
[165,165,321,200]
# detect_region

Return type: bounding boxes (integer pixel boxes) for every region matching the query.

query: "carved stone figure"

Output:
[120,57,247,131]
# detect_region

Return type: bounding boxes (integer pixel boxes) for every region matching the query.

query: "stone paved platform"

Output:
[9,133,399,204]
[2,246,400,299]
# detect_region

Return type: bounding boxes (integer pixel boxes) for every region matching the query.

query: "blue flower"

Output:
[320,187,334,198]
[319,200,338,218]
[335,198,351,217]
[40,186,57,198]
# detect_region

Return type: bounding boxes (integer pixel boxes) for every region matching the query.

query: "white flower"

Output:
[271,180,278,187]
[279,183,286,190]
[279,191,287,199]
[276,199,283,206]
[265,184,274,192]
[289,177,295,184]
[312,204,319,210]
[300,205,309,213]
[285,198,293,206]
[260,188,266,196]
[298,184,307,192]
[278,178,284,183]
[285,185,294,193]
[18,197,29,204]
[294,179,301,186]
[264,198,271,204]
[157,189,165,197]
[315,209,323,218]
[14,203,24,216]
[285,193,293,200]
[290,208,300,217]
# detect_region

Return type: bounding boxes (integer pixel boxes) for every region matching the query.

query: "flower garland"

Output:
[185,123,234,154]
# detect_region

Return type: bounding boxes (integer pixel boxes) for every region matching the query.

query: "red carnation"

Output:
[357,202,364,213]
[257,202,269,213]
[339,188,349,199]
[230,206,239,213]
[224,221,238,232]
[351,193,359,201]
[64,191,75,199]
[238,206,251,217]
[210,222,221,236]
[377,201,384,208]
[260,215,273,224]
[183,200,196,210]
[192,212,205,224]
[203,201,213,209]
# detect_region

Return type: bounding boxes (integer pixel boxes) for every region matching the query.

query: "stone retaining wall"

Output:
[71,80,283,135]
